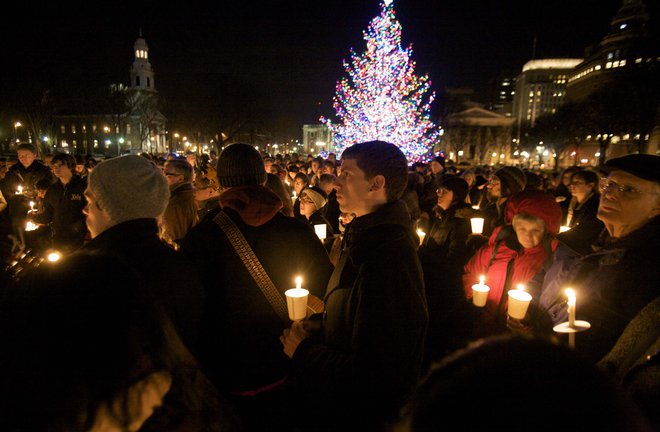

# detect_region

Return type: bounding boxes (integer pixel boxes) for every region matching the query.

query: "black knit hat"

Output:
[603,154,660,185]
[216,143,267,188]
[438,175,469,206]
[494,166,527,197]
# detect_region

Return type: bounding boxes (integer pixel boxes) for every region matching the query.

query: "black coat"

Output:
[291,200,428,429]
[180,196,333,394]
[33,175,87,252]
[539,216,660,363]
[418,203,472,364]
[82,218,205,354]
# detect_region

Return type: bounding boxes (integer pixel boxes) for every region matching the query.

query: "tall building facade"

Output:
[567,0,656,102]
[512,58,582,132]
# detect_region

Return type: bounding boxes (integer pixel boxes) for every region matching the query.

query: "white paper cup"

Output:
[285,288,309,321]
[472,284,490,307]
[314,224,327,240]
[559,226,571,233]
[470,217,485,234]
[507,289,533,319]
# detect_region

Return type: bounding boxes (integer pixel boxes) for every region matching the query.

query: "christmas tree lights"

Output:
[321,0,440,162]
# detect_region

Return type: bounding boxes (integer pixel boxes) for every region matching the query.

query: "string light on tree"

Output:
[320,0,440,162]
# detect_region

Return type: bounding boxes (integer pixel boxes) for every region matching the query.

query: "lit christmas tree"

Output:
[321,0,440,162]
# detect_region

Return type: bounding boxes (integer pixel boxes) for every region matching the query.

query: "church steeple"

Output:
[129,31,156,92]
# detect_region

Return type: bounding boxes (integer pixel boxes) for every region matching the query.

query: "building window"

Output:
[71,125,76,134]
[126,124,131,134]
[92,124,97,132]
[60,125,66,134]
[136,76,140,86]
[82,124,87,133]
[93,140,99,148]
[147,77,151,87]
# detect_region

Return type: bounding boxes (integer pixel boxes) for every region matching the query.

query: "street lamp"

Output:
[14,121,22,143]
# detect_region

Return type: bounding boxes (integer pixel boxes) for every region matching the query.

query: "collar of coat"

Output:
[219,185,283,227]
[343,200,416,253]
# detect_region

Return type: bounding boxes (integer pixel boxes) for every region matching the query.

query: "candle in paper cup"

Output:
[16,185,23,195]
[565,288,576,328]
[471,275,490,307]
[416,229,426,246]
[25,221,39,232]
[29,201,35,212]
[470,217,485,234]
[285,276,309,321]
[471,205,480,210]
[559,226,571,233]
[314,224,327,240]
[507,284,532,319]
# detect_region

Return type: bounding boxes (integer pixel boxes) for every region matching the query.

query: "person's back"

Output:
[0,251,240,432]
[179,143,333,430]
[81,155,205,355]
[397,334,652,432]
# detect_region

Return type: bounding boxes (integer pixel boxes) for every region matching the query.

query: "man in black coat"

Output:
[281,141,428,431]
[180,143,333,431]
[81,155,204,355]
[539,154,660,365]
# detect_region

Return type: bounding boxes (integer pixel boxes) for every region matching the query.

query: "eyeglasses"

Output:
[599,178,659,200]
[299,197,314,205]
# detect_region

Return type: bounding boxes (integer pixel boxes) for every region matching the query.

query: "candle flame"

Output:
[516,283,526,291]
[47,251,62,262]
[295,276,302,290]
[479,275,485,285]
[565,288,576,306]
[416,229,425,236]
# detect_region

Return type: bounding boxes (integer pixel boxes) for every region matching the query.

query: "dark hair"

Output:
[265,173,293,217]
[341,141,408,201]
[51,153,77,171]
[571,169,600,187]
[294,172,309,185]
[400,334,651,431]
[16,143,37,154]
[318,173,336,186]
[165,159,194,183]
[0,251,234,431]
[35,178,52,191]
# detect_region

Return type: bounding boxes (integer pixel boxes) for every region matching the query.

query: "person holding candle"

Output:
[556,169,604,253]
[462,189,562,340]
[1,143,53,251]
[417,175,473,366]
[298,185,334,244]
[280,141,428,431]
[538,154,660,366]
[179,143,333,431]
[28,153,88,254]
[480,166,527,238]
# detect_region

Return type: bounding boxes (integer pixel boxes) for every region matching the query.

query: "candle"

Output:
[471,205,480,210]
[565,288,576,328]
[285,276,309,321]
[470,217,484,234]
[29,201,35,212]
[47,251,62,262]
[314,224,327,240]
[416,229,426,246]
[16,185,23,195]
[291,191,297,203]
[25,221,39,232]
[559,226,571,233]
[471,275,490,307]
[507,283,533,319]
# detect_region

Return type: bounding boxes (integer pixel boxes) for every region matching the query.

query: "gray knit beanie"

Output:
[301,185,328,210]
[216,143,267,188]
[494,166,527,197]
[87,155,170,223]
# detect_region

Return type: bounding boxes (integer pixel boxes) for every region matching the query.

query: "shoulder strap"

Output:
[213,211,290,323]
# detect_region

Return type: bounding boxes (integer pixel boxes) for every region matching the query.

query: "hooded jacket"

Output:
[180,185,333,393]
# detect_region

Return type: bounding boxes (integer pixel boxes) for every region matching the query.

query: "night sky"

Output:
[1,0,654,139]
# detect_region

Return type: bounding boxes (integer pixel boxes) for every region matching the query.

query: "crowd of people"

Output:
[0,141,658,431]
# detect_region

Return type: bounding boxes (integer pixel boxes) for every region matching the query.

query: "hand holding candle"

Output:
[285,276,309,321]
[507,283,532,319]
[471,275,490,307]
[470,217,484,234]
[314,224,327,240]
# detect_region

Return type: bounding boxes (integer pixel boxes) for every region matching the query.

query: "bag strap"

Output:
[213,211,290,323]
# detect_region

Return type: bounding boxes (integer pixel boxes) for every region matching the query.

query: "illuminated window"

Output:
[606,62,612,69]
[620,59,626,66]
[613,61,619,67]
[92,124,97,132]
[636,58,642,64]
[93,140,99,148]
[60,125,66,134]
[607,52,613,60]
[619,23,627,30]
[595,65,602,70]
[126,124,131,134]
[82,124,87,133]
[71,125,76,134]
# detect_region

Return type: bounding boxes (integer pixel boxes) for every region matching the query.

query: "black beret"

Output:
[603,154,660,185]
